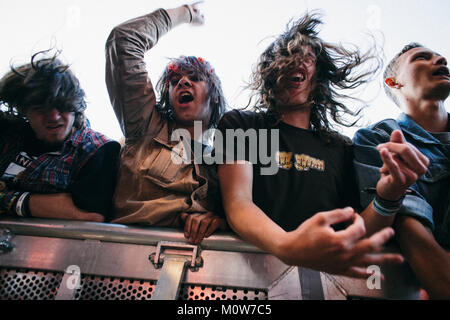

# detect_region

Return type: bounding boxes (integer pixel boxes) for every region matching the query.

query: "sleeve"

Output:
[105,9,173,140]
[214,110,254,164]
[353,126,435,231]
[70,142,121,221]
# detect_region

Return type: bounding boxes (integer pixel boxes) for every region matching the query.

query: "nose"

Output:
[46,108,62,121]
[177,76,192,88]
[435,55,447,66]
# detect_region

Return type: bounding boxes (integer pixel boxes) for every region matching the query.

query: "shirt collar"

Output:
[66,126,88,148]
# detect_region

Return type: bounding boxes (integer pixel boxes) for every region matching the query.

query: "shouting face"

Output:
[168,71,212,128]
[276,46,317,110]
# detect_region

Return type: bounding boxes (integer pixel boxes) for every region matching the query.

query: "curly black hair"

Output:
[250,11,382,142]
[0,50,87,129]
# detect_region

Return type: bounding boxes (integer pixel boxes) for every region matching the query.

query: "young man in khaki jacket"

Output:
[106,3,227,244]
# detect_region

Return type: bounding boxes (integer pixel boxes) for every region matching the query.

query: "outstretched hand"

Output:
[185,1,205,26]
[376,130,429,201]
[276,207,404,279]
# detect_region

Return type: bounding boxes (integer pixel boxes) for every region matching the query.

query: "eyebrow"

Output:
[410,50,442,60]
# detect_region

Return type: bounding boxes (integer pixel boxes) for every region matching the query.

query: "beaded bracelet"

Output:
[0,191,32,217]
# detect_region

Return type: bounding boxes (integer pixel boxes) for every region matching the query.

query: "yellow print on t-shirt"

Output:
[294,154,325,172]
[276,151,294,170]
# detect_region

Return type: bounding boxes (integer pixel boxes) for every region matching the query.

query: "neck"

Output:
[403,98,448,132]
[279,106,312,130]
[175,122,207,143]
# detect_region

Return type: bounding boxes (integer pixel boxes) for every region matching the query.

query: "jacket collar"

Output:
[397,113,446,145]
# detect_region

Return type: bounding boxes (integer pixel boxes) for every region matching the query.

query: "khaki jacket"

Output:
[105,9,220,227]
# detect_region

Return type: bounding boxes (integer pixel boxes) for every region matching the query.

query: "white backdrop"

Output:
[1,0,449,141]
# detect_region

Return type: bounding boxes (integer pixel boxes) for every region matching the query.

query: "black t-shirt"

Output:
[216,109,360,232]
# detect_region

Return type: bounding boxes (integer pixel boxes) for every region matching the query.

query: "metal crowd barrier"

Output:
[0,218,422,300]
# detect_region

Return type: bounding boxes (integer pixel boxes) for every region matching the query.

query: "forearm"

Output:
[225,198,287,256]
[396,216,450,299]
[166,6,192,27]
[29,193,104,222]
[360,202,396,237]
[105,8,185,138]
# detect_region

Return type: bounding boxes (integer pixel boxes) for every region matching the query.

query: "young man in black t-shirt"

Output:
[217,13,429,278]
[0,52,120,222]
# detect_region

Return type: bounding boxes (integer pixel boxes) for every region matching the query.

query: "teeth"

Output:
[179,93,194,104]
[290,73,305,82]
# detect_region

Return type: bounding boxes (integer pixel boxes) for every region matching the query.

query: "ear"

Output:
[385,77,401,89]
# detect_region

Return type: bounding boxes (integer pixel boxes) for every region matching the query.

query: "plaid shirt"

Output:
[0,115,114,194]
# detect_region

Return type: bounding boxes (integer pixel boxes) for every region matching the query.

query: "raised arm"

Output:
[354,127,429,236]
[105,5,195,139]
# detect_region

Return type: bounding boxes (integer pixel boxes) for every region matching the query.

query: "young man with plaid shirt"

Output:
[0,52,120,222]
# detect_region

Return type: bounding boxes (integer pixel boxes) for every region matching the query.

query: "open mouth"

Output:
[433,67,450,77]
[286,71,307,85]
[179,92,195,104]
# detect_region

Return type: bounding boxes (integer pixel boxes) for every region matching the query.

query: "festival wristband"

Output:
[183,5,193,23]
[15,192,31,218]
[373,194,405,217]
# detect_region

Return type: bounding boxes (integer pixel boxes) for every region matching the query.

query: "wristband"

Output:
[15,192,31,218]
[373,194,405,217]
[184,5,193,23]
[23,193,32,218]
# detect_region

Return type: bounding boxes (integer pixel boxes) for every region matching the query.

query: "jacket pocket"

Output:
[139,141,193,189]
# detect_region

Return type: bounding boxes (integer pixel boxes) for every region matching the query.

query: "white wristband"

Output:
[15,192,30,217]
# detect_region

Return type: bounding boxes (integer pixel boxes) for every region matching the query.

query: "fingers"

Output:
[204,217,227,238]
[183,212,222,244]
[389,130,405,144]
[190,213,207,243]
[80,212,105,223]
[341,267,374,279]
[191,0,205,7]
[379,148,404,182]
[352,228,396,257]
[377,141,428,176]
[180,212,189,223]
[188,1,205,26]
[316,207,356,227]
[355,253,404,267]
[183,213,193,239]
[335,214,366,245]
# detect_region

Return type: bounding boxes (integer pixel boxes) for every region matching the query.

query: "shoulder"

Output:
[217,109,267,131]
[353,118,400,146]
[72,127,121,157]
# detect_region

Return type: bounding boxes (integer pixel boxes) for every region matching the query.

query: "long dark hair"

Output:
[0,50,87,129]
[250,12,382,142]
[155,56,226,129]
